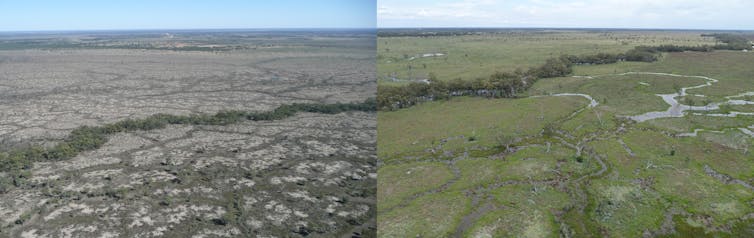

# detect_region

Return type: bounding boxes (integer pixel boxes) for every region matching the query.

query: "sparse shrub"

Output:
[575,156,584,163]
[44,142,77,160]
[0,176,10,194]
[542,123,558,138]
[159,197,172,206]
[683,97,695,106]
[496,133,517,151]
[10,171,31,188]
[595,200,616,221]
[719,104,733,114]
[14,212,31,225]
[212,217,229,226]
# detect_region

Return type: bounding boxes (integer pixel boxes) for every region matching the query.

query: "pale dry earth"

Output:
[0,34,376,237]
[0,47,374,146]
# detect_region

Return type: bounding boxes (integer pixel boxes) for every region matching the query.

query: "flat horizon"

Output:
[0,27,378,34]
[376,27,754,31]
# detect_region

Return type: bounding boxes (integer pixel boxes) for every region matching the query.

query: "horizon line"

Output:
[376,26,754,31]
[0,27,377,34]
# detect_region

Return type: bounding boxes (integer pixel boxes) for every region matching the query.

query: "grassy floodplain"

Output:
[377,29,754,237]
[378,30,716,84]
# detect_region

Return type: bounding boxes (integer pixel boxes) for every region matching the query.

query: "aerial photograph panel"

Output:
[0,1,376,237]
[377,0,754,237]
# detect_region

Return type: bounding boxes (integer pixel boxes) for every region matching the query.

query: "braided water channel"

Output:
[554,72,754,136]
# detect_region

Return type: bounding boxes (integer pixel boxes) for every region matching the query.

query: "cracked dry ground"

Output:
[0,45,376,237]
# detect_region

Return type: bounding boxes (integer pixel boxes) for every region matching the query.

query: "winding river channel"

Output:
[553,72,754,137]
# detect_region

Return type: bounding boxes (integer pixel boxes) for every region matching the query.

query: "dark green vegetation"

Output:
[0,99,375,185]
[703,33,753,50]
[377,30,754,238]
[376,33,749,110]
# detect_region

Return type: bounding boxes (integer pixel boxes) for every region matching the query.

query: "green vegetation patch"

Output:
[623,129,752,179]
[450,145,579,191]
[727,103,754,112]
[572,61,654,75]
[616,130,754,226]
[467,184,571,238]
[586,180,668,236]
[653,167,754,225]
[377,191,471,238]
[641,51,754,99]
[698,129,753,151]
[377,161,454,212]
[588,140,640,177]
[377,96,587,160]
[642,114,754,133]
[559,108,618,138]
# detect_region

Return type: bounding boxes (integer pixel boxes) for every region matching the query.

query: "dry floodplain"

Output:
[0,30,376,237]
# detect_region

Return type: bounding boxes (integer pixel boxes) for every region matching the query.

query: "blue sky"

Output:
[379,0,754,30]
[0,0,375,31]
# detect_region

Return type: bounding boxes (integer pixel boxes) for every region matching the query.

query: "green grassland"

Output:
[639,51,754,98]
[466,184,572,238]
[378,191,471,238]
[377,30,754,237]
[378,30,716,84]
[377,161,455,212]
[572,51,754,100]
[377,96,587,160]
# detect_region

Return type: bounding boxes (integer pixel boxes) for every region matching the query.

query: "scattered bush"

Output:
[0,176,10,194]
[575,156,585,163]
[719,104,734,114]
[14,212,31,225]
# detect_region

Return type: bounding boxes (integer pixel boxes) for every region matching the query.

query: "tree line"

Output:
[0,98,376,181]
[377,57,572,110]
[377,34,751,111]
[703,33,752,50]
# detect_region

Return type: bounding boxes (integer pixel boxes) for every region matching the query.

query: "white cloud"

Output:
[378,0,754,29]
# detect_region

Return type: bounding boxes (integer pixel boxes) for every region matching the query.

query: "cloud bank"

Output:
[378,0,754,30]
